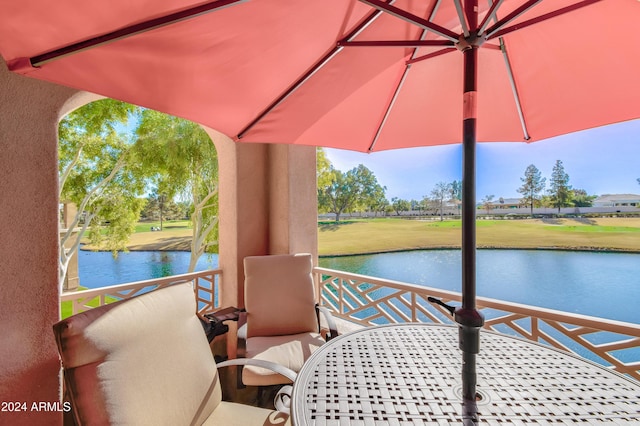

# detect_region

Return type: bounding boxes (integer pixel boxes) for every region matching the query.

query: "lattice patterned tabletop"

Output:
[291,324,640,425]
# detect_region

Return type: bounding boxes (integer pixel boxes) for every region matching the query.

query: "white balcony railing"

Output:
[60,266,640,381]
[314,266,640,381]
[60,269,221,316]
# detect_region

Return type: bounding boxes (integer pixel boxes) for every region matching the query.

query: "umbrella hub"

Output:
[456,32,486,52]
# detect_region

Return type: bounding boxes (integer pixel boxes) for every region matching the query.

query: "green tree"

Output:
[318,164,383,222]
[410,199,423,215]
[481,194,495,214]
[539,194,553,208]
[134,110,219,272]
[449,180,462,201]
[353,165,386,213]
[318,169,349,221]
[141,194,185,222]
[549,160,572,213]
[517,164,546,215]
[571,189,596,207]
[58,99,144,288]
[430,182,451,221]
[367,185,389,217]
[316,148,334,189]
[391,197,410,216]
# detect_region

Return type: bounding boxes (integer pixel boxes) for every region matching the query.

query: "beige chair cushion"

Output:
[244,254,318,337]
[243,332,325,386]
[54,283,285,425]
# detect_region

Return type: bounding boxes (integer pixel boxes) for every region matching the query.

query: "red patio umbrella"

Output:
[2,0,639,420]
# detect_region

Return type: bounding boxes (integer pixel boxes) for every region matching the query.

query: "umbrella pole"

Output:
[457,0,485,415]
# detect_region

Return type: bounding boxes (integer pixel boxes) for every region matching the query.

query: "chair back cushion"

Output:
[53,283,222,425]
[244,254,318,337]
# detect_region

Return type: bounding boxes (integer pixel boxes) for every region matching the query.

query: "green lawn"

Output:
[60,287,119,319]
[91,216,640,256]
[135,220,191,233]
[318,217,640,256]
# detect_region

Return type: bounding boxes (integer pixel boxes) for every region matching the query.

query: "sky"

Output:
[324,119,640,201]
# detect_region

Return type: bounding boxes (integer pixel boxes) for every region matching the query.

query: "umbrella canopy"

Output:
[2,0,639,419]
[1,1,638,152]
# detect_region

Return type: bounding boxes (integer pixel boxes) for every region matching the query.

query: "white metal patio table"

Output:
[291,323,640,425]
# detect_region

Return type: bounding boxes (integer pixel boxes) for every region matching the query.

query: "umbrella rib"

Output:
[453,0,470,37]
[487,0,602,40]
[500,38,530,141]
[368,0,444,152]
[368,63,411,153]
[358,0,459,43]
[406,47,457,65]
[484,0,530,140]
[29,0,247,67]
[477,0,506,36]
[482,0,543,40]
[236,3,392,139]
[339,40,455,48]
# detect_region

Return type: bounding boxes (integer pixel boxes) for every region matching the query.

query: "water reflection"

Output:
[150,252,175,277]
[78,250,218,289]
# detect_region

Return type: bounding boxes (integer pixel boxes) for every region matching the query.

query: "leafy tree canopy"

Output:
[391,197,410,216]
[133,110,219,271]
[571,189,596,207]
[317,157,385,221]
[549,160,572,212]
[58,99,146,287]
[517,164,546,215]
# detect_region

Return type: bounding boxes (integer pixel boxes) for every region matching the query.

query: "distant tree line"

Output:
[514,160,596,214]
[317,149,622,223]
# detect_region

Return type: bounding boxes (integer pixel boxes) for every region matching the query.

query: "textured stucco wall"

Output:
[0,61,78,425]
[269,143,318,260]
[206,129,318,309]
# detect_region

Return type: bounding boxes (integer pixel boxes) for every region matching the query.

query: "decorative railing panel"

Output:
[314,267,640,381]
[60,269,221,316]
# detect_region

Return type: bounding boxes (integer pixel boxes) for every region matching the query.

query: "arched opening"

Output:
[57,97,223,298]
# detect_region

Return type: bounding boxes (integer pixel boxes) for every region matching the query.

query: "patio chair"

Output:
[237,253,338,387]
[53,283,295,425]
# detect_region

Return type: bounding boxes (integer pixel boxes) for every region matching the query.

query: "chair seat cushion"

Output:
[243,332,325,385]
[202,401,290,426]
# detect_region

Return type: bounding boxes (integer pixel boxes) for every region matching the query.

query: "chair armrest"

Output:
[234,311,248,389]
[217,358,296,414]
[316,305,338,341]
[217,358,297,383]
[236,311,247,359]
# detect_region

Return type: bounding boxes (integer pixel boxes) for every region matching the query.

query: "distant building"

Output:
[495,198,523,209]
[593,194,640,208]
[476,197,522,209]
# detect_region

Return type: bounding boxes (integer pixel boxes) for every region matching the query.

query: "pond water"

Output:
[77,250,218,288]
[319,250,640,324]
[78,249,639,324]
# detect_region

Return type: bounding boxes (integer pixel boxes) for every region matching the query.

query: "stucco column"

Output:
[210,131,318,308]
[210,132,267,309]
[0,61,79,425]
[207,130,317,357]
[268,143,318,260]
